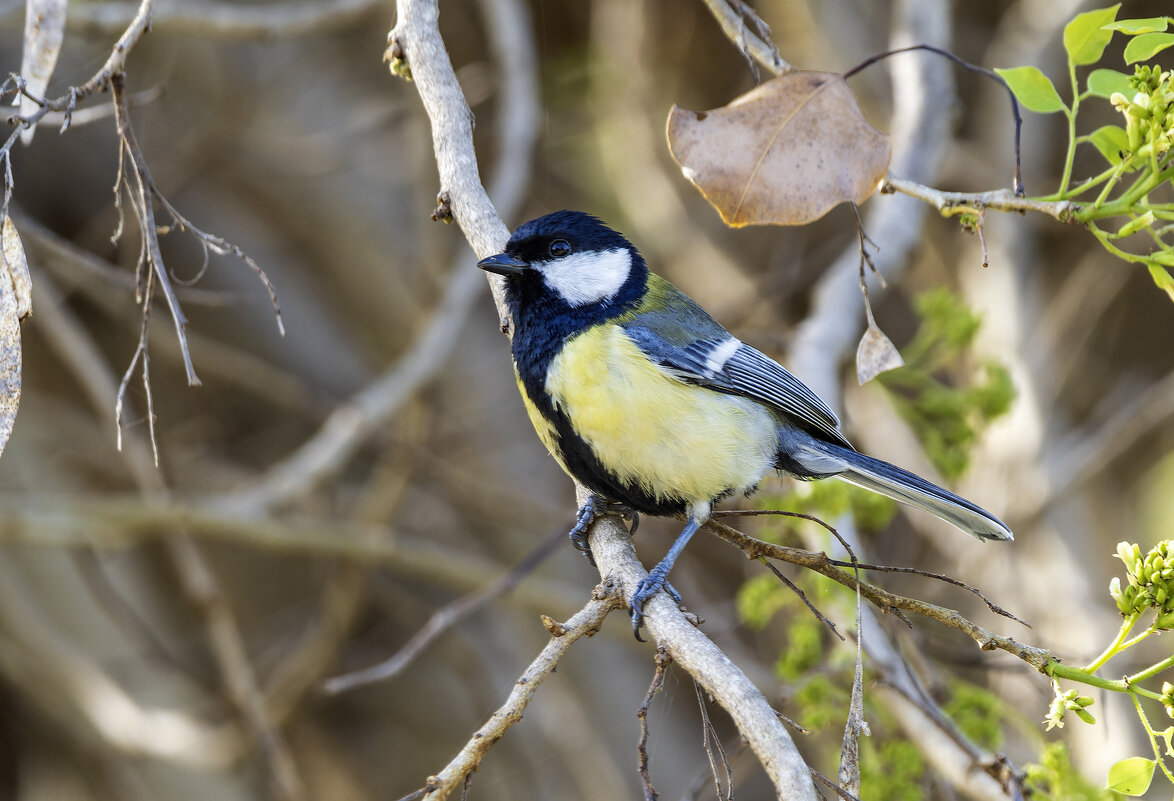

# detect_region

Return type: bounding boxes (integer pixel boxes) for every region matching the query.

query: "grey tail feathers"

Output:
[823,442,1013,542]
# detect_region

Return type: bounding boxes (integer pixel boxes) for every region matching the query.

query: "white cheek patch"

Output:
[703,337,742,376]
[538,248,632,306]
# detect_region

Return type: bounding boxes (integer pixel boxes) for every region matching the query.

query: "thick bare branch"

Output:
[588,498,818,800]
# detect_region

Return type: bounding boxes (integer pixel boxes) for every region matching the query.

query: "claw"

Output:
[568,496,640,567]
[568,497,598,563]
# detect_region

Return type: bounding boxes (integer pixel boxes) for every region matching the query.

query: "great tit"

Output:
[478,210,1012,635]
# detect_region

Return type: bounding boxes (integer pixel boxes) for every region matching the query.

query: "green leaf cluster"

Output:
[995,5,1174,299]
[1044,538,1174,794]
[996,6,1174,300]
[878,288,1015,481]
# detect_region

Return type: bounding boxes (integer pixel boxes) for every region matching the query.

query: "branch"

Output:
[46,0,385,39]
[883,175,1080,224]
[699,0,791,76]
[389,0,817,794]
[588,500,818,800]
[706,519,1051,672]
[1,0,154,224]
[417,586,623,801]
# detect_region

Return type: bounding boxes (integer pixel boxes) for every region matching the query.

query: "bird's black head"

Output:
[478,211,648,313]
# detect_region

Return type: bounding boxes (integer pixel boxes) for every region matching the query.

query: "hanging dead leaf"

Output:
[0,216,32,459]
[856,321,903,384]
[667,72,891,227]
[15,0,67,145]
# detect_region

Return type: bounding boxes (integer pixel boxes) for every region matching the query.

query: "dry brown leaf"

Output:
[16,0,67,145]
[667,72,891,227]
[856,322,903,384]
[0,216,32,459]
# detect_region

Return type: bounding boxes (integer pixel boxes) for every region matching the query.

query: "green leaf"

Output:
[1107,756,1155,795]
[1064,4,1121,65]
[1084,124,1130,162]
[1102,17,1170,35]
[1087,68,1134,98]
[995,67,1067,114]
[1149,263,1174,303]
[1125,31,1174,63]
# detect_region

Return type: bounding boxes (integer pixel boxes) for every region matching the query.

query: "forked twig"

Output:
[694,680,734,801]
[704,518,1051,671]
[636,647,671,801]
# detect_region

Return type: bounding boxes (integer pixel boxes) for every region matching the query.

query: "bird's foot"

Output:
[568,496,640,566]
[629,570,683,642]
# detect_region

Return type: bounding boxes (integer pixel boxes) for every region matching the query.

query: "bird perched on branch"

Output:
[479,211,1012,637]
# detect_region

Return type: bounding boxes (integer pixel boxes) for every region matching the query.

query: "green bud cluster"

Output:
[1163,681,1174,721]
[1045,687,1096,730]
[1109,540,1174,625]
[1110,66,1174,160]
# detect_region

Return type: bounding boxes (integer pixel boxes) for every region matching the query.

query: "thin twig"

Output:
[418,586,623,801]
[585,497,819,800]
[882,175,1078,223]
[322,527,565,694]
[698,0,790,77]
[694,679,734,801]
[822,558,1027,625]
[843,43,1024,196]
[758,557,844,641]
[705,519,1053,672]
[636,647,670,801]
[111,74,198,387]
[837,550,867,796]
[810,769,864,801]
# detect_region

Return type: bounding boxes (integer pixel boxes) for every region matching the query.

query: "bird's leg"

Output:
[568,495,640,566]
[629,517,700,640]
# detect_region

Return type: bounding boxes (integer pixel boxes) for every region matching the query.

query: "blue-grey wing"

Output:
[621,315,850,448]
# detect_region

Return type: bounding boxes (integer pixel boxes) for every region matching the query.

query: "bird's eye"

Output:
[548,239,572,259]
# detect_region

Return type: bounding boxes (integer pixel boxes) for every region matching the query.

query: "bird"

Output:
[478,210,1012,637]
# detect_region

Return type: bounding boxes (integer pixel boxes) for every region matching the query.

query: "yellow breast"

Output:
[542,324,778,504]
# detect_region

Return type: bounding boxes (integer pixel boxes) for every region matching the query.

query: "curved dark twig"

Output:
[844,44,1024,196]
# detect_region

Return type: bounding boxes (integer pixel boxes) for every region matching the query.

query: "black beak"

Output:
[477,252,531,276]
